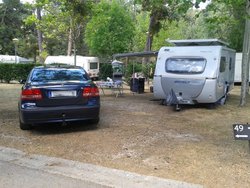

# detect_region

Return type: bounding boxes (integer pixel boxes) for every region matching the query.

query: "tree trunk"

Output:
[143,15,155,65]
[240,1,250,106]
[1,6,7,24]
[144,15,155,51]
[36,7,43,63]
[67,27,73,56]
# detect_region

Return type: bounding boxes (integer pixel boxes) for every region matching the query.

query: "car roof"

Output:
[34,65,83,70]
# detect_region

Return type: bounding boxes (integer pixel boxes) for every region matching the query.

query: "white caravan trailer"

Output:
[44,55,100,80]
[153,39,236,110]
[234,52,250,83]
[234,53,242,83]
[0,55,32,64]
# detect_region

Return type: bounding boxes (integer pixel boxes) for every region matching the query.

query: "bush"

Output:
[124,62,142,85]
[99,63,112,80]
[0,64,14,83]
[141,62,156,79]
[0,63,40,83]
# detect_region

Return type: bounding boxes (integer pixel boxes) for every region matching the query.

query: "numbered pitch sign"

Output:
[233,124,250,140]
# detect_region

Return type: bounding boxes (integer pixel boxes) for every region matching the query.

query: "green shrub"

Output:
[0,63,40,83]
[0,64,15,83]
[99,63,112,80]
[141,62,156,79]
[124,62,142,85]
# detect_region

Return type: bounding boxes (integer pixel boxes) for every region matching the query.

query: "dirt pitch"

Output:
[1,83,250,188]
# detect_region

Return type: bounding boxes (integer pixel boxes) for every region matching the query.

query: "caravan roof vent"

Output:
[167,39,229,47]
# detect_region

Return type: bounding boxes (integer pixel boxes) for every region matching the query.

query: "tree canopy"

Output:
[0,0,247,61]
[85,0,135,58]
[0,0,31,55]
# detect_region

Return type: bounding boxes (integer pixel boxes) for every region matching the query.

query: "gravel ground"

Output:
[1,83,250,188]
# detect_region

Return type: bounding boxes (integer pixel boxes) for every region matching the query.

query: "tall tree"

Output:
[36,6,43,63]
[135,0,207,51]
[60,0,91,56]
[85,0,135,58]
[240,0,250,106]
[0,0,31,55]
[202,0,245,52]
[25,0,91,62]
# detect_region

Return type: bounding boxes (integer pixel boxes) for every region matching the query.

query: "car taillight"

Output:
[21,89,42,100]
[83,87,99,97]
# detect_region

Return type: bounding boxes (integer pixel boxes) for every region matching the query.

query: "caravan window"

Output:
[165,57,206,74]
[220,57,226,72]
[90,62,98,69]
[229,57,232,70]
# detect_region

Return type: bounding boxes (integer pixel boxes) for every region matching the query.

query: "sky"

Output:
[0,0,34,3]
[20,0,34,3]
[0,0,211,7]
[0,0,211,11]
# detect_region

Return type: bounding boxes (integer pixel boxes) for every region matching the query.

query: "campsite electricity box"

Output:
[153,39,236,106]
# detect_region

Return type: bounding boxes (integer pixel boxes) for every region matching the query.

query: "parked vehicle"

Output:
[18,65,100,130]
[44,56,100,80]
[153,39,236,110]
[234,52,250,84]
[0,55,32,63]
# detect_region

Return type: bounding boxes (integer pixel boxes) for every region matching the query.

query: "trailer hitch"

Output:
[62,113,67,126]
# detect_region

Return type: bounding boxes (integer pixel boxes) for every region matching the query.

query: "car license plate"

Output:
[50,90,77,97]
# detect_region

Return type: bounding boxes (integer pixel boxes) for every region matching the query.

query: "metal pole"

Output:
[12,38,18,63]
[73,43,76,66]
[14,44,17,64]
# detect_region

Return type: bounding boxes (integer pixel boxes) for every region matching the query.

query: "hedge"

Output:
[0,63,41,83]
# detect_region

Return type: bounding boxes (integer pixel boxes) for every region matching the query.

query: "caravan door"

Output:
[217,51,229,99]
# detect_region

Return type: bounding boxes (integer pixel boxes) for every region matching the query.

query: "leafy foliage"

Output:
[0,63,38,83]
[201,0,245,51]
[0,0,33,57]
[123,62,142,84]
[99,63,112,80]
[24,0,92,60]
[132,12,149,52]
[85,0,135,58]
[134,0,207,50]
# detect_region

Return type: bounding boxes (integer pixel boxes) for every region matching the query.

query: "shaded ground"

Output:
[0,83,250,188]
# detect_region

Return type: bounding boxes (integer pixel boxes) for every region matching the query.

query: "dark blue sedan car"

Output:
[18,65,100,130]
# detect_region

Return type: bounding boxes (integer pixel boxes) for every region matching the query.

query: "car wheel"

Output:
[19,121,32,130]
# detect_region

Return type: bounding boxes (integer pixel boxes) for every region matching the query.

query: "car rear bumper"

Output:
[19,105,100,124]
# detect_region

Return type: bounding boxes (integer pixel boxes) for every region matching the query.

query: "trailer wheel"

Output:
[160,99,166,105]
[175,104,181,111]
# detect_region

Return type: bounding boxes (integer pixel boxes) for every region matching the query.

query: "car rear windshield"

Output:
[165,57,206,74]
[30,68,89,83]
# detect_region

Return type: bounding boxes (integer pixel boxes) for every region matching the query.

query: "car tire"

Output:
[19,121,32,130]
